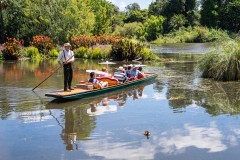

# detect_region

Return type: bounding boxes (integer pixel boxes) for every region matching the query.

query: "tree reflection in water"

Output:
[155,62,240,115]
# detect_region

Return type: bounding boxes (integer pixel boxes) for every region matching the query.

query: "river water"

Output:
[1,43,240,160]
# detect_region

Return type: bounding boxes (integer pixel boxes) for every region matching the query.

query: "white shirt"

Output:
[57,49,74,63]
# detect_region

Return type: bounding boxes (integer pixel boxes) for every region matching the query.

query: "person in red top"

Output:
[57,43,75,91]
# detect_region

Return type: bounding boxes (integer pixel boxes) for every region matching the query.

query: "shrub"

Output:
[136,16,165,41]
[111,39,144,61]
[71,35,122,49]
[141,47,159,61]
[74,47,88,58]
[22,46,40,59]
[103,47,112,58]
[2,38,24,60]
[91,47,104,59]
[71,35,95,49]
[48,48,59,57]
[114,22,140,37]
[31,35,54,54]
[198,40,240,81]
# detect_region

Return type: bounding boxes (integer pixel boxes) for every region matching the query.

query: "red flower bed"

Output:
[31,35,54,54]
[2,38,24,60]
[71,35,122,49]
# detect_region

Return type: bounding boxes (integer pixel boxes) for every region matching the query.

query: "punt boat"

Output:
[45,73,157,100]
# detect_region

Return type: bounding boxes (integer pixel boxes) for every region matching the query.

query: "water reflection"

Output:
[1,44,240,159]
[159,122,227,154]
[151,43,213,54]
[80,121,240,159]
[153,56,240,115]
[87,100,118,116]
[46,83,151,151]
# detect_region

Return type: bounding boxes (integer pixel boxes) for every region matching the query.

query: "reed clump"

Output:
[198,40,240,81]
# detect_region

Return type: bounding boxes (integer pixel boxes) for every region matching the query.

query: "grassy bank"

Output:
[198,39,240,81]
[153,26,230,44]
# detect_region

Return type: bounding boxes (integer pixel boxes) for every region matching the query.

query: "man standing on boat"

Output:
[57,43,75,91]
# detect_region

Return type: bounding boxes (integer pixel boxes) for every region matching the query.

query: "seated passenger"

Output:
[129,65,139,80]
[137,66,144,79]
[123,65,128,74]
[88,72,108,88]
[98,67,111,77]
[114,66,127,83]
[126,65,132,78]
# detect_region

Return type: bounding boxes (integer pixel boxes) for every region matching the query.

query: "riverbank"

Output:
[1,36,159,61]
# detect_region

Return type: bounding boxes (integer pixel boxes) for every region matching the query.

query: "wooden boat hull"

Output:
[45,73,157,100]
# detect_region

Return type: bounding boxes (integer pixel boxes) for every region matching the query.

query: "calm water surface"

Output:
[1,44,240,160]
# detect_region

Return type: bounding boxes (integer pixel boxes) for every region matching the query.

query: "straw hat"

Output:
[64,43,71,47]
[102,67,107,72]
[118,66,124,71]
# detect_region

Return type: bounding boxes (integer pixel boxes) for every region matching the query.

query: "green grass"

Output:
[197,40,240,81]
[153,26,230,44]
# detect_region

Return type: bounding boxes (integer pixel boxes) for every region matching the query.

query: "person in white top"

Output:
[57,43,75,91]
[98,67,112,77]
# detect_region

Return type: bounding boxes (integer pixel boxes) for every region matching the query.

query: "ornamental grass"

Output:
[198,40,240,81]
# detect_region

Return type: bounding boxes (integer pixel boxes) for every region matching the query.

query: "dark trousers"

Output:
[63,63,73,90]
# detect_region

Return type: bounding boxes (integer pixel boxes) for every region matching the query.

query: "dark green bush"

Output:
[111,39,143,61]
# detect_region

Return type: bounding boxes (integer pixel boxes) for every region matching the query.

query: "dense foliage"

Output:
[153,26,230,43]
[1,0,239,45]
[201,0,240,32]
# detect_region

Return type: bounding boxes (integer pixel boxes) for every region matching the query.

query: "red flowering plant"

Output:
[71,35,123,50]
[71,35,95,49]
[2,38,24,60]
[31,35,54,55]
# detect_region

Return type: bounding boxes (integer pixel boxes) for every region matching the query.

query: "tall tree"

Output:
[200,0,222,28]
[148,0,198,32]
[136,15,165,41]
[90,0,116,35]
[0,0,9,43]
[220,0,240,32]
[124,9,148,23]
[125,3,140,14]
